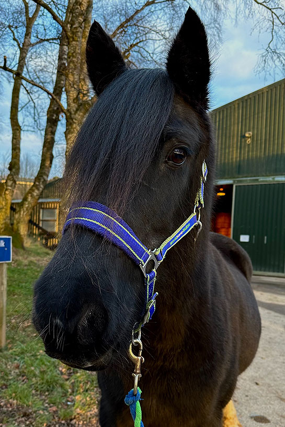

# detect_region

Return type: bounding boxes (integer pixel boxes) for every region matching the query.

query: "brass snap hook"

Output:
[128,339,145,395]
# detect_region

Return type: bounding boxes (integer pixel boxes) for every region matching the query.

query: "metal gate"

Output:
[232,183,285,274]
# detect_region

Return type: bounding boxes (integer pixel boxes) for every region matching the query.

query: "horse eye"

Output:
[167,148,187,166]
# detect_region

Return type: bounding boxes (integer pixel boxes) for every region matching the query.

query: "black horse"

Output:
[33,8,261,427]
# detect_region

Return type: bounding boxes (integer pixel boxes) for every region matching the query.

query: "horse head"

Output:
[33,7,214,372]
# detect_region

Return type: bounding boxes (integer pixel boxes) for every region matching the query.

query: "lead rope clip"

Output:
[125,335,145,426]
[128,338,144,395]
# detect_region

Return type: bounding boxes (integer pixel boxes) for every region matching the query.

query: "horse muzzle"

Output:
[32,296,113,370]
[46,347,113,371]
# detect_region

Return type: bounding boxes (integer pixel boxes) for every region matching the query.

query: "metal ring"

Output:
[132,339,143,349]
[197,208,201,222]
[139,250,160,277]
[132,327,142,345]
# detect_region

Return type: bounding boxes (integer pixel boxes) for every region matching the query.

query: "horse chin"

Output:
[46,348,113,372]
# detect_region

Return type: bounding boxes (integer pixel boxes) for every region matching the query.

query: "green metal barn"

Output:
[211,78,285,275]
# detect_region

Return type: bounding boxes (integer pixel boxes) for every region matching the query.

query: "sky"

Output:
[210,20,284,109]
[0,13,284,178]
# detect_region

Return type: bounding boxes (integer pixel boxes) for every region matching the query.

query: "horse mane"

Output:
[64,68,174,214]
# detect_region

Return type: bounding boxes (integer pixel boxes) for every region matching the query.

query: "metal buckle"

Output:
[139,250,160,278]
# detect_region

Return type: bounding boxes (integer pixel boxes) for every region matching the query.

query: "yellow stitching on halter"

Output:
[155,213,196,257]
[160,220,197,257]
[65,217,144,263]
[69,206,148,255]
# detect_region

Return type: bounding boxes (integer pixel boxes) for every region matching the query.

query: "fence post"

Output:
[0,263,7,349]
[0,236,12,350]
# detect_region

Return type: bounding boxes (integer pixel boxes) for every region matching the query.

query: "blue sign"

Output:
[0,236,12,263]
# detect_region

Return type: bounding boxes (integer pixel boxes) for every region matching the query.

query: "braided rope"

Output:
[124,388,144,427]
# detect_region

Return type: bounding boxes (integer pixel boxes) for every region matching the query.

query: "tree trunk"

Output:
[65,102,93,156]
[65,0,94,155]
[0,3,40,235]
[13,31,68,244]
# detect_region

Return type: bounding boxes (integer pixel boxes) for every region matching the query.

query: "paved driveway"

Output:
[234,276,285,427]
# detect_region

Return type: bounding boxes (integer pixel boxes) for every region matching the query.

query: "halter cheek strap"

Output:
[63,161,208,330]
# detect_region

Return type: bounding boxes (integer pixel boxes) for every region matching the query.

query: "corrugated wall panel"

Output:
[211,79,285,179]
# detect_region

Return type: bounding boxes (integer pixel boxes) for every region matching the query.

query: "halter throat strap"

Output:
[63,161,208,329]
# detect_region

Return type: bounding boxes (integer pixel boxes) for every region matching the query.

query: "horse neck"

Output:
[144,224,212,358]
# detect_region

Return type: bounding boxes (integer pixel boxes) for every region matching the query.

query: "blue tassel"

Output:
[124,388,144,427]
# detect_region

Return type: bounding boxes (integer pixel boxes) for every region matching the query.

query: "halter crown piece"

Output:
[63,160,208,426]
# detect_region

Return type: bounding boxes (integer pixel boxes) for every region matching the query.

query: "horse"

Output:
[32,7,261,427]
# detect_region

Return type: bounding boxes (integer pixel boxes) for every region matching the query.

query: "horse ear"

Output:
[166,7,210,109]
[86,21,127,95]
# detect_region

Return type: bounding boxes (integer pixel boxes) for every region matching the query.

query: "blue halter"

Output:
[63,161,208,331]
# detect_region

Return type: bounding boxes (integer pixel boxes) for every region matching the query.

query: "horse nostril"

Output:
[77,307,107,346]
[34,300,108,352]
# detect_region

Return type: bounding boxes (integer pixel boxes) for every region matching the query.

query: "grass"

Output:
[0,241,99,427]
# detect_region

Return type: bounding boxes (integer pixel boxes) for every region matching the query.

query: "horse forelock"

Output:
[64,68,175,214]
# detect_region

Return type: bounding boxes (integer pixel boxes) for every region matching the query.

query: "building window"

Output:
[40,208,57,232]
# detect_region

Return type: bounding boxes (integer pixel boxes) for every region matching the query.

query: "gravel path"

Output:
[234,279,285,427]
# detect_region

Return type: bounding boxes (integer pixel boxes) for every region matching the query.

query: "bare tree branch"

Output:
[253,0,284,25]
[30,37,59,47]
[26,1,41,28]
[268,10,275,48]
[122,39,146,59]
[7,25,22,51]
[32,0,70,38]
[20,82,42,131]
[111,0,157,38]
[23,0,30,23]
[0,63,67,115]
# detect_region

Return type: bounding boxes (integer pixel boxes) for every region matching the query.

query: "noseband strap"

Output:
[64,202,150,266]
[63,161,208,330]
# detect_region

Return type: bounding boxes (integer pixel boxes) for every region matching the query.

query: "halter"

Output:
[63,160,207,330]
[63,160,208,425]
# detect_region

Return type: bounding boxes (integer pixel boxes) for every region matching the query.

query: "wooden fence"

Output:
[11,199,60,249]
